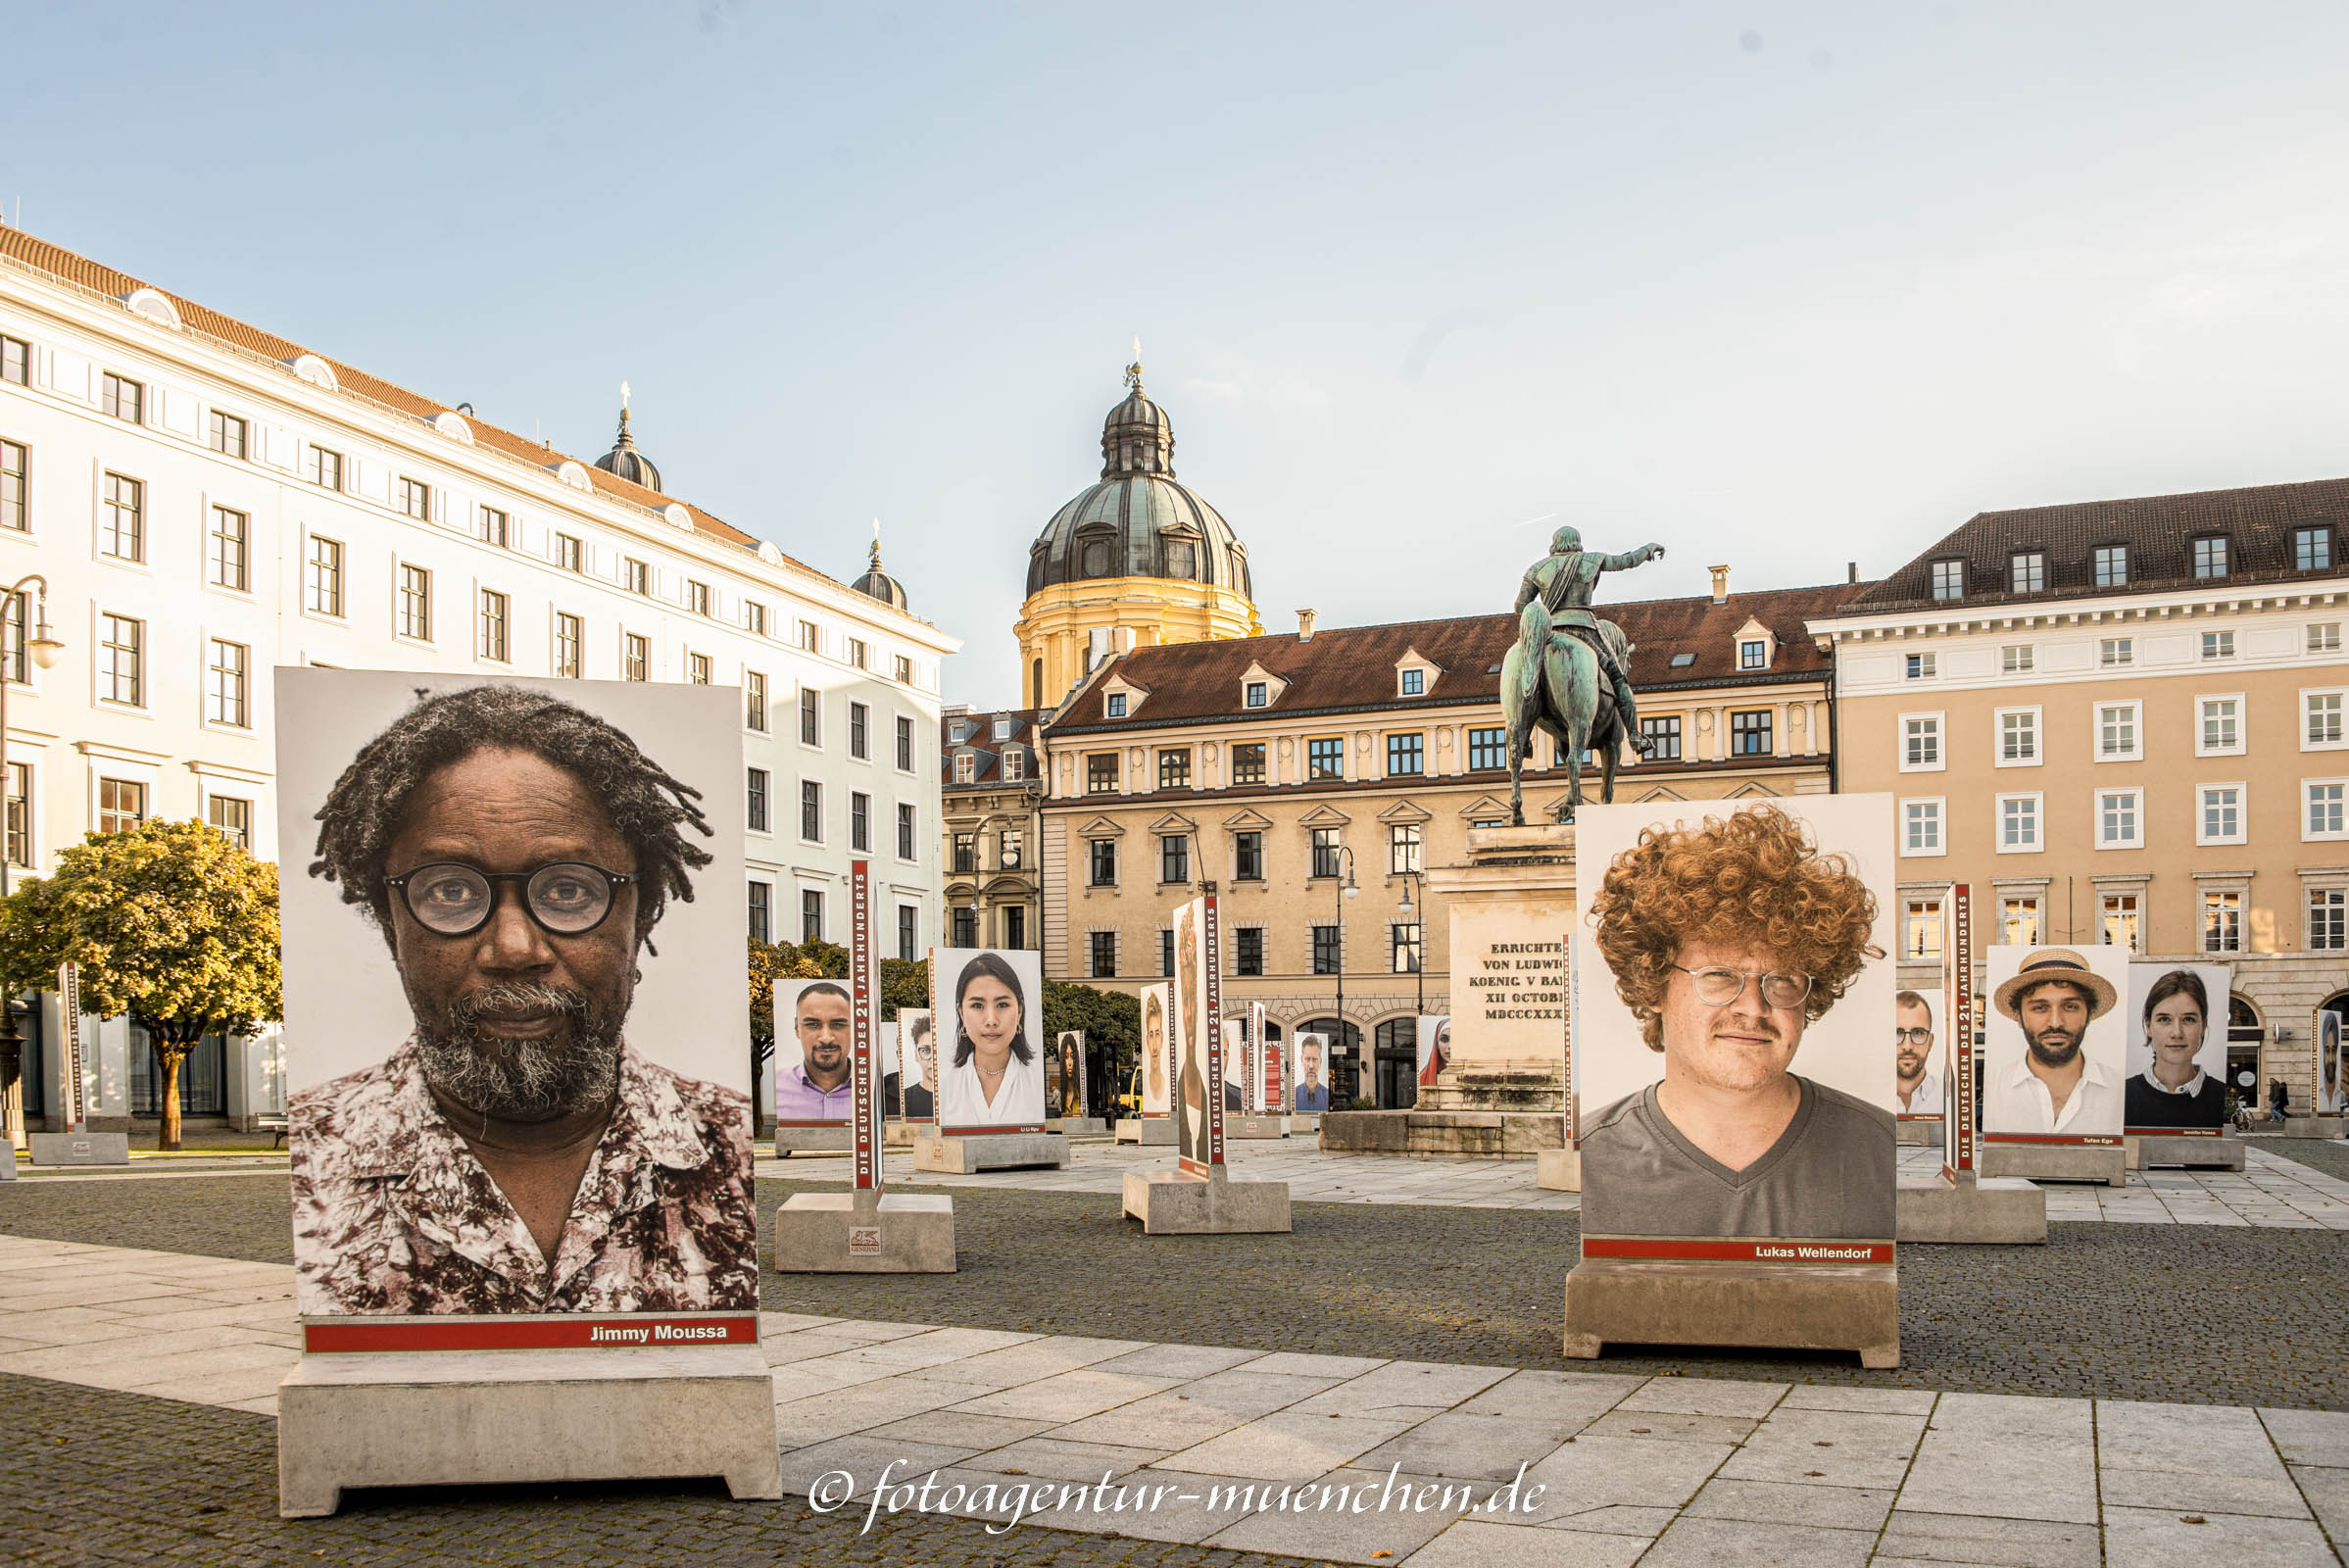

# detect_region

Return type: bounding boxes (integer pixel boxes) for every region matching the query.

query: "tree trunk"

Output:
[159,1044,185,1152]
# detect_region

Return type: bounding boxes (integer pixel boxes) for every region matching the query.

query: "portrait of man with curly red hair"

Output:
[1576,802,1897,1242]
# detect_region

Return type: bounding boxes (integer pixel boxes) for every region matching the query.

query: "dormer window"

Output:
[1164,539,1197,579]
[993,716,1013,740]
[954,753,975,784]
[2094,545,2129,587]
[1106,692,1127,718]
[2009,551,2047,594]
[1400,668,1425,696]
[1737,640,1766,670]
[949,720,969,743]
[1932,560,1965,601]
[2193,536,2229,579]
[1081,537,1114,577]
[1246,681,1268,709]
[1003,749,1025,782]
[2296,526,2333,571]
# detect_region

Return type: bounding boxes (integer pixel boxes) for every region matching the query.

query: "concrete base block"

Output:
[1051,1116,1110,1139]
[1563,1257,1900,1368]
[2127,1134,2246,1171]
[883,1122,919,1148]
[1896,1174,2047,1244]
[772,1192,955,1273]
[1535,1147,1581,1192]
[1120,1169,1292,1234]
[1896,1118,1942,1146]
[28,1131,130,1166]
[773,1126,851,1156]
[1980,1142,2128,1187]
[1317,1109,1563,1158]
[274,1346,781,1517]
[2282,1116,2343,1139]
[1115,1118,1176,1146]
[1288,1114,1320,1135]
[912,1132,1068,1174]
[1225,1115,1288,1140]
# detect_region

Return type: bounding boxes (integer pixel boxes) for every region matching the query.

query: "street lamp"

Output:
[1332,845,1358,1104]
[1396,868,1425,1019]
[0,573,60,1158]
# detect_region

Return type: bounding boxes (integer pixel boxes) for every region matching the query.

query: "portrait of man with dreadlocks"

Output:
[1574,801,1898,1244]
[287,680,759,1317]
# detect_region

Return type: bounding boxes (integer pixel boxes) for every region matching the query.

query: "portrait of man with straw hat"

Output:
[1983,947,2124,1137]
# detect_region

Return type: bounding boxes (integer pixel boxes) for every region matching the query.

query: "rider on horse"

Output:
[1513,525,1665,756]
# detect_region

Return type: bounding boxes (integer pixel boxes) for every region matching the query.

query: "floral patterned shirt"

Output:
[291,1040,758,1316]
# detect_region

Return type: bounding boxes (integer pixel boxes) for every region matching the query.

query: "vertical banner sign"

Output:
[1203,893,1224,1165]
[851,859,880,1195]
[1253,1002,1278,1113]
[58,960,86,1131]
[1563,930,1577,1148]
[1945,883,1974,1179]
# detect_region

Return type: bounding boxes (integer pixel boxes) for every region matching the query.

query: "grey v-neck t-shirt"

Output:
[1580,1075,1896,1240]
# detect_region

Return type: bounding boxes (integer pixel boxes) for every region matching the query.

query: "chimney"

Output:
[1297,609,1318,643]
[1847,561,1859,584]
[1708,565,1730,604]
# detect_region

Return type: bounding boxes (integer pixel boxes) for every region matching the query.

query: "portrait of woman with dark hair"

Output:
[1142,987,1169,1113]
[938,950,1044,1130]
[2125,967,2227,1130]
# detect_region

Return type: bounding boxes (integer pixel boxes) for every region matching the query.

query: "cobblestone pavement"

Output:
[7,1178,2348,1407]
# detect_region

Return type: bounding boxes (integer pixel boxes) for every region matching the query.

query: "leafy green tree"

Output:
[0,821,281,1151]
[879,957,929,1021]
[746,938,818,1133]
[1042,979,1139,1092]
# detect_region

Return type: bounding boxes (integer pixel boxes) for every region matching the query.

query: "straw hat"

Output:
[1991,947,2117,1022]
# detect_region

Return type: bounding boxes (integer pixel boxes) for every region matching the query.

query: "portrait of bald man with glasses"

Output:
[1579,805,1896,1241]
[289,682,757,1317]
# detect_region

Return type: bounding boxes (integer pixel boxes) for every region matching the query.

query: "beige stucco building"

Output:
[1811,476,2349,1109]
[940,706,1045,953]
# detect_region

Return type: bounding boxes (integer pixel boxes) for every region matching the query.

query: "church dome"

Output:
[1025,365,1251,599]
[593,406,662,493]
[852,532,909,612]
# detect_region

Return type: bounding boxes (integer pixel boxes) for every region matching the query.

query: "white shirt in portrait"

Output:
[940,1043,1046,1128]
[1986,1053,2121,1136]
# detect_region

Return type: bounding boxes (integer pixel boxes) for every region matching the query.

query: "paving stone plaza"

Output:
[5,1137,2348,1566]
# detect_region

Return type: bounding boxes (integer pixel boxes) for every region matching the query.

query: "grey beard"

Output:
[416,980,620,1121]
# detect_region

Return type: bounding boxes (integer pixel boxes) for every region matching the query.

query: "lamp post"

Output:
[1396,868,1425,1019]
[0,574,63,1157]
[1332,845,1358,1104]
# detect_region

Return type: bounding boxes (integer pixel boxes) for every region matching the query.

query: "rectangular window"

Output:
[4,760,28,866]
[555,532,582,572]
[1105,693,1127,718]
[793,778,820,841]
[208,506,248,590]
[2001,898,2041,948]
[100,372,142,423]
[2203,891,2241,954]
[798,689,820,747]
[1234,830,1264,881]
[207,410,247,459]
[894,654,913,685]
[685,580,710,617]
[1245,681,1268,708]
[741,672,768,732]
[1998,709,2038,764]
[1906,653,1936,680]
[1087,754,1118,794]
[1089,838,1116,886]
[1158,749,1192,789]
[205,638,249,727]
[1090,931,1117,979]
[1390,822,1421,874]
[849,702,869,760]
[999,828,1021,868]
[1903,900,1942,960]
[2001,644,2033,674]
[953,833,976,874]
[1231,742,1267,785]
[851,791,870,853]
[2308,780,2347,839]
[898,803,916,860]
[1730,710,1772,757]
[747,881,771,945]
[207,794,251,852]
[1468,726,1507,769]
[1311,925,1341,976]
[307,536,344,616]
[897,715,915,771]
[101,472,143,561]
[2009,551,2046,593]
[477,589,509,662]
[1622,713,1675,761]
[1400,667,1425,695]
[623,558,649,595]
[1932,560,1964,601]
[1903,798,1942,855]
[898,906,918,961]
[1310,826,1342,878]
[1387,733,1425,776]
[847,637,866,669]
[1003,749,1025,782]
[2101,637,2133,666]
[0,335,26,385]
[2202,630,2235,661]
[1738,639,1766,670]
[2101,894,2139,952]
[2199,785,2244,844]
[554,612,582,678]
[954,753,975,785]
[398,478,431,521]
[1998,794,2040,851]
[2098,703,2140,760]
[2098,790,2140,847]
[2311,889,2348,952]
[2093,545,2128,587]
[802,889,824,946]
[97,777,146,834]
[1235,926,1265,977]
[476,506,507,546]
[2199,697,2242,755]
[952,907,977,949]
[1393,923,1422,974]
[306,446,342,491]
[624,633,650,681]
[687,652,710,685]
[100,612,143,706]
[2193,536,2229,579]
[1307,737,1344,780]
[1161,834,1190,884]
[2297,526,2333,571]
[2311,623,2342,654]
[746,767,770,833]
[2306,691,2344,748]
[398,564,431,640]
[0,438,24,532]
[798,619,819,652]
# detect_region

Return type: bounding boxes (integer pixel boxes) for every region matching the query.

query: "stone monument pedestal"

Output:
[1318,1109,1563,1158]
[2282,1115,2343,1139]
[773,1189,955,1273]
[2127,1134,2246,1171]
[884,1122,919,1148]
[1224,1114,1287,1140]
[773,1126,852,1156]
[275,1346,781,1517]
[1563,1257,1899,1368]
[1288,1114,1319,1136]
[1896,1170,2047,1244]
[1896,1118,1942,1147]
[912,1132,1068,1174]
[1535,1146,1581,1192]
[1051,1116,1110,1139]
[1981,1142,2126,1187]
[28,1131,130,1166]
[1120,1168,1291,1234]
[1116,1117,1176,1146]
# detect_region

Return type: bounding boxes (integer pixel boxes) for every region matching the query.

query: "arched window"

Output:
[2226,994,2265,1104]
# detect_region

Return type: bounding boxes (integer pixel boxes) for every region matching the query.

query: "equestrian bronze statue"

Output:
[1501,526,1665,824]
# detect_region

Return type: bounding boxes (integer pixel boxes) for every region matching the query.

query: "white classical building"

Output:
[0,223,956,1135]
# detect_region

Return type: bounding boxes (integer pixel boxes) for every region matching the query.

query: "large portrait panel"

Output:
[1569,796,1898,1247]
[930,948,1046,1134]
[277,671,756,1322]
[897,1008,937,1121]
[2324,1009,2345,1114]
[1139,984,1172,1116]
[2123,963,2231,1132]
[773,977,854,1126]
[1982,944,2129,1143]
[1050,1030,1087,1119]
[1893,986,1944,1120]
[1173,899,1212,1168]
[1291,1031,1331,1113]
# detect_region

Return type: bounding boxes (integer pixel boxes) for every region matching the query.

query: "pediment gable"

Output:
[1376,800,1432,825]
[1297,804,1353,827]
[1076,815,1125,839]
[1458,794,1512,820]
[1221,808,1276,832]
[1148,811,1199,836]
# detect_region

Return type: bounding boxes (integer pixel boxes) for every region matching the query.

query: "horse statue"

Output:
[1500,529,1665,825]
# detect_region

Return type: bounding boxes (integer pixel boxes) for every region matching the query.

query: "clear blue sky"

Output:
[11,3,2349,704]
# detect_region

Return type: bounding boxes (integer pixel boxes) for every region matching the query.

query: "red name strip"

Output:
[305,1315,759,1353]
[1583,1238,1893,1265]
[1983,1133,2121,1146]
[941,1123,1046,1138]
[2124,1126,2223,1137]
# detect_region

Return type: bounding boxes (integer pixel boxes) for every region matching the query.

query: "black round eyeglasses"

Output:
[383,862,635,937]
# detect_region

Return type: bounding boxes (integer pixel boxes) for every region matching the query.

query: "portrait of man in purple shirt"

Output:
[774,981,853,1122]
